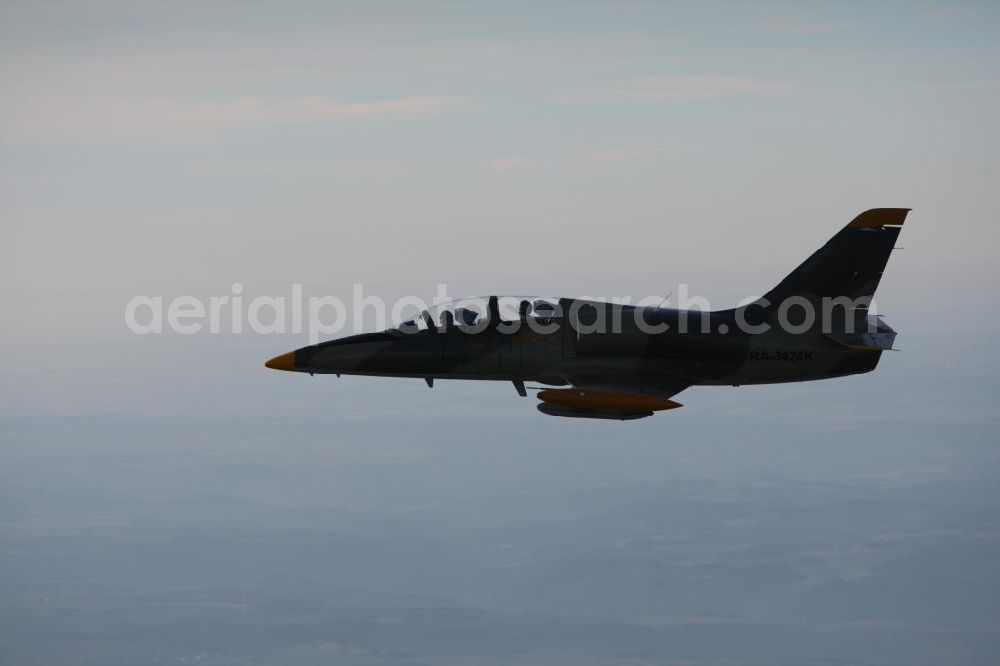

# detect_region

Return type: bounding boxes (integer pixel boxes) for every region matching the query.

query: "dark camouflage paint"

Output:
[270,209,908,419]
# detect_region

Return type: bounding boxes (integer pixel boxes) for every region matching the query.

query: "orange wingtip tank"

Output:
[538,389,682,412]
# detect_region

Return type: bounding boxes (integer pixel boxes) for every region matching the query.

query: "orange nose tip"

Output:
[264,351,296,371]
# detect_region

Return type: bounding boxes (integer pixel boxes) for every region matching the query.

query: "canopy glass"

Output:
[390,296,563,332]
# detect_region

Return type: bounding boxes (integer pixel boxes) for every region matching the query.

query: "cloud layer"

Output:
[0,94,476,142]
[551,75,790,105]
[489,146,666,172]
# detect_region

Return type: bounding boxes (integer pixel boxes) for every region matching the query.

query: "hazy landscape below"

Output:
[2,333,998,666]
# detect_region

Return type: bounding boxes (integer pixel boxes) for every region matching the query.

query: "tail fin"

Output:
[762,208,909,307]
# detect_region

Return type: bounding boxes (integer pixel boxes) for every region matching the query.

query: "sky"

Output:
[1,2,999,665]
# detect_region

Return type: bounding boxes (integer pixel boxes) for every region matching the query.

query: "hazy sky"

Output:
[2,0,999,414]
[1,3,999,665]
[2,1,999,341]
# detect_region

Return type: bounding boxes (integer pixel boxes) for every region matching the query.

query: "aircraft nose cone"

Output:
[264,351,296,371]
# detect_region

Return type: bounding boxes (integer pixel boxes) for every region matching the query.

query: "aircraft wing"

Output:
[567,372,691,399]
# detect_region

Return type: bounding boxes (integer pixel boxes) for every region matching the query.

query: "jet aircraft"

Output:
[266,208,908,420]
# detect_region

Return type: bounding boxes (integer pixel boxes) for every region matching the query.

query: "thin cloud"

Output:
[488,146,665,172]
[551,75,790,105]
[916,79,1000,92]
[765,19,855,34]
[0,94,476,143]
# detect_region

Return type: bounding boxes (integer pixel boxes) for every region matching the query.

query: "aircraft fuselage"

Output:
[265,208,908,419]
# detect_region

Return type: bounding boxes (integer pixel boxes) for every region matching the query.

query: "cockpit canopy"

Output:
[390,296,563,333]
